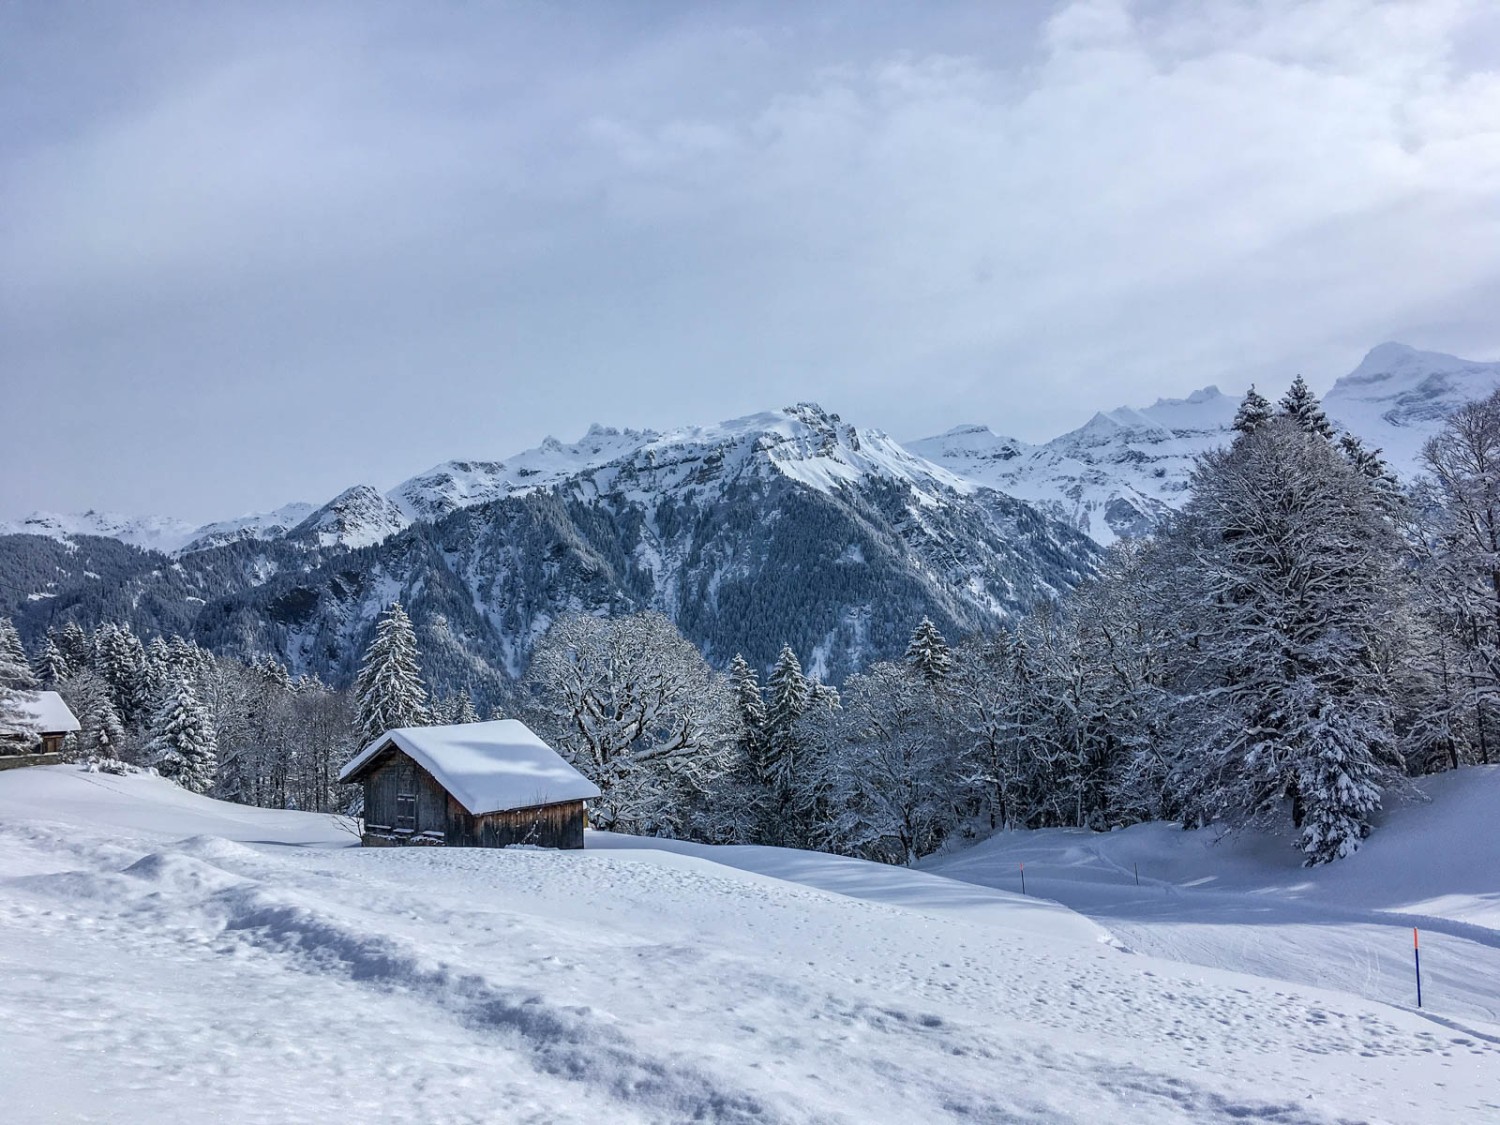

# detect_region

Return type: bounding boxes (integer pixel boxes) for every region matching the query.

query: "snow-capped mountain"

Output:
[581,403,975,504]
[285,485,410,550]
[389,425,660,522]
[911,387,1236,545]
[4,403,1097,689]
[913,343,1500,546]
[177,502,318,554]
[213,403,1095,685]
[1323,342,1500,477]
[0,510,201,553]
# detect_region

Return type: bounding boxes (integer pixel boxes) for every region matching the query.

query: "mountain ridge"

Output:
[7,342,1500,558]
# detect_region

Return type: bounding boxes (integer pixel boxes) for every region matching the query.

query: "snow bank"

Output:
[926,765,1500,1024]
[4,764,1500,1123]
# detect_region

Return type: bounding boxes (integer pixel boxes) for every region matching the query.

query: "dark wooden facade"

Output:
[0,732,63,757]
[352,744,587,850]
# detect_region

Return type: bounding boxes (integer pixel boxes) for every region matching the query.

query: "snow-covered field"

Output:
[3,767,1497,1123]
[924,767,1500,1029]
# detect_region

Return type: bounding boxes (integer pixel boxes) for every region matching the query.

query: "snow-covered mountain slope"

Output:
[599,402,975,501]
[0,509,200,553]
[201,404,1097,686]
[925,764,1500,1029]
[389,425,659,522]
[176,501,317,553]
[13,343,1500,558]
[1324,342,1500,477]
[913,343,1500,546]
[910,387,1235,546]
[285,484,410,550]
[4,765,1497,1124]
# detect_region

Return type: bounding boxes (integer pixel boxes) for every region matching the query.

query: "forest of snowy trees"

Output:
[3,377,1499,865]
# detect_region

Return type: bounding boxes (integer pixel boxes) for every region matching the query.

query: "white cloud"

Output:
[3,0,1498,517]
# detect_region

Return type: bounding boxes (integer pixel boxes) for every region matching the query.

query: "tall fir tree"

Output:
[143,636,172,712]
[58,622,92,674]
[94,624,148,728]
[63,673,127,762]
[453,689,480,725]
[34,634,72,687]
[1232,385,1273,435]
[904,618,953,685]
[354,602,430,742]
[0,617,36,735]
[763,645,810,790]
[728,654,768,778]
[0,617,38,692]
[1278,375,1335,439]
[149,680,218,794]
[1164,415,1405,863]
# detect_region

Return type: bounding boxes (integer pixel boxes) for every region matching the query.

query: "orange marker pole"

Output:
[1413,928,1422,1009]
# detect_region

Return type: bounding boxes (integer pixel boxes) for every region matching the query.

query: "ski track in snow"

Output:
[2,767,1498,1123]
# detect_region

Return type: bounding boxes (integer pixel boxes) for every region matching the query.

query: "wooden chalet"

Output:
[339,719,601,850]
[0,691,81,769]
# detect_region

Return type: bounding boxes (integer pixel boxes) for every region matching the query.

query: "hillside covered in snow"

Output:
[911,343,1500,545]
[2,763,1497,1123]
[0,404,1097,688]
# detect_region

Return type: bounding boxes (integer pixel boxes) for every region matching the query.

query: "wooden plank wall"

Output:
[445,799,586,850]
[360,745,587,849]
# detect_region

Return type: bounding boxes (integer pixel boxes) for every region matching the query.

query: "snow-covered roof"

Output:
[338,720,600,816]
[8,691,81,734]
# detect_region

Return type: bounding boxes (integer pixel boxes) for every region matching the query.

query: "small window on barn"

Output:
[395,791,417,831]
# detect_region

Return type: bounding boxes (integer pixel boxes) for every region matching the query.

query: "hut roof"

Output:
[339,719,600,816]
[7,691,81,735]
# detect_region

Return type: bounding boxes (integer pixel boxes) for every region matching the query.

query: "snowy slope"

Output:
[926,765,1500,1027]
[285,484,411,549]
[609,403,976,500]
[176,501,317,553]
[0,509,200,553]
[3,766,1499,1123]
[911,387,1249,546]
[913,344,1500,546]
[1324,343,1500,478]
[388,424,659,521]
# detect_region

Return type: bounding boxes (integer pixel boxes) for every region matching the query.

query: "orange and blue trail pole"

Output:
[1413,927,1422,1009]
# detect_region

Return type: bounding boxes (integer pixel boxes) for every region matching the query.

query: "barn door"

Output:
[394,760,418,834]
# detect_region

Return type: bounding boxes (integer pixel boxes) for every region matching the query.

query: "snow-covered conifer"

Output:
[34,633,72,687]
[149,680,218,794]
[1231,385,1273,435]
[354,602,430,742]
[453,689,480,725]
[763,646,810,789]
[142,636,172,710]
[904,618,953,685]
[255,654,293,691]
[1164,415,1405,863]
[94,624,148,727]
[0,617,36,735]
[0,617,38,693]
[1278,375,1335,439]
[728,654,767,777]
[58,621,91,673]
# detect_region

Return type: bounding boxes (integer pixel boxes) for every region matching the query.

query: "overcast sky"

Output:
[5,0,1500,522]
